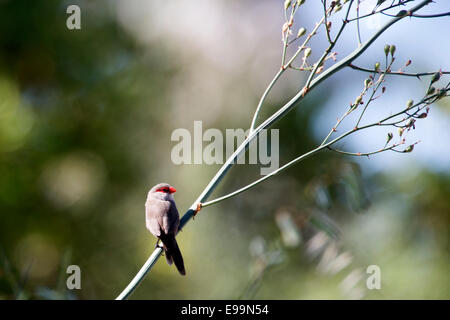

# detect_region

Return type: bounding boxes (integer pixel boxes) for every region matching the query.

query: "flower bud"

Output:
[297,27,306,38]
[304,48,312,58]
[375,62,380,71]
[398,127,404,137]
[431,72,441,84]
[390,45,396,57]
[406,118,415,128]
[404,145,414,153]
[354,95,362,106]
[427,86,436,95]
[406,99,414,109]
[437,88,446,99]
[297,0,305,5]
[384,44,390,57]
[405,59,411,66]
[386,132,393,144]
[417,113,427,119]
[285,0,292,10]
[364,79,372,88]
[334,4,342,12]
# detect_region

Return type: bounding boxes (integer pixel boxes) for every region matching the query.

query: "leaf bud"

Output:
[304,48,312,58]
[403,145,414,153]
[406,99,414,109]
[375,62,380,71]
[386,132,393,144]
[297,27,306,38]
[285,0,292,10]
[390,45,396,57]
[431,72,441,84]
[384,44,390,57]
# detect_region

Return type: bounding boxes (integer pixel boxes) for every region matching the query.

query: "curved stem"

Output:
[356,67,390,128]
[323,0,332,44]
[410,12,450,18]
[249,69,284,132]
[115,247,163,300]
[327,144,400,157]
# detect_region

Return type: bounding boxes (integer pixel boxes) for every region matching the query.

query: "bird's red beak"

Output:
[169,187,176,193]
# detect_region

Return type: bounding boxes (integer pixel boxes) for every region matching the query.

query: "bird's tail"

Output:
[160,234,186,276]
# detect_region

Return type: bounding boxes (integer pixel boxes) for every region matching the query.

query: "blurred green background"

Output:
[0,0,449,299]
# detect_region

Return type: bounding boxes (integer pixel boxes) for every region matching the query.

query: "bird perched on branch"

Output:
[145,183,185,275]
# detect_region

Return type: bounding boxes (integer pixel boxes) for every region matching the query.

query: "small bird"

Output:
[145,183,185,275]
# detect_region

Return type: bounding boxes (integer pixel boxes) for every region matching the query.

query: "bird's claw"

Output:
[154,239,163,249]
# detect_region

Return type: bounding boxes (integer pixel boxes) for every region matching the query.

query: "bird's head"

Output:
[148,183,177,201]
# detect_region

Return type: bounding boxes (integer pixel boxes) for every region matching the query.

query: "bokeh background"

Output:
[0,0,449,299]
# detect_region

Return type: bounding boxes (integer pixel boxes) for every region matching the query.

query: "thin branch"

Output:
[356,0,362,45]
[320,108,352,147]
[326,144,401,157]
[304,1,354,92]
[323,0,333,44]
[410,12,450,18]
[281,3,300,67]
[382,11,450,18]
[355,63,392,128]
[348,64,450,78]
[347,0,414,22]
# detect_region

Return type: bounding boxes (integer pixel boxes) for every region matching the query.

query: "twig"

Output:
[382,11,450,18]
[355,64,391,128]
[326,144,401,157]
[304,1,355,93]
[323,0,333,44]
[348,64,450,78]
[356,0,362,45]
[410,12,450,18]
[347,0,414,22]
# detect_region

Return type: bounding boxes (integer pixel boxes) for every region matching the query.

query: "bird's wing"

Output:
[163,200,180,235]
[145,202,164,237]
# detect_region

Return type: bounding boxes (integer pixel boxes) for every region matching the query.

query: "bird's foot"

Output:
[154,239,163,249]
[193,202,203,220]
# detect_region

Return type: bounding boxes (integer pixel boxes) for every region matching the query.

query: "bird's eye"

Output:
[164,188,169,192]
